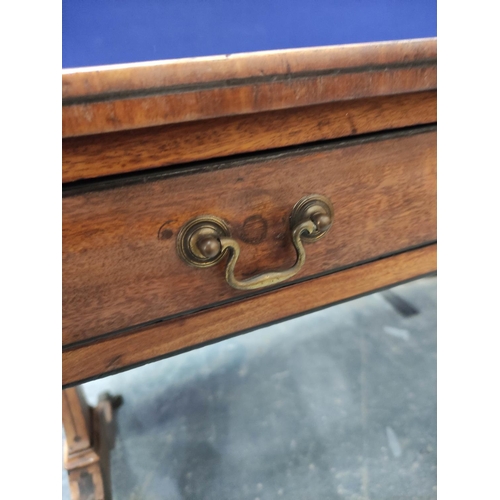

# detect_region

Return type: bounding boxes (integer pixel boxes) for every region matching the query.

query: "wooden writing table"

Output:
[62,17,436,496]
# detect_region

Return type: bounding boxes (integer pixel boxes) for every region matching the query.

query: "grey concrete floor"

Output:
[63,277,437,500]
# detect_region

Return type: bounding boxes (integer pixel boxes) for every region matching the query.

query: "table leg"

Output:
[62,387,122,500]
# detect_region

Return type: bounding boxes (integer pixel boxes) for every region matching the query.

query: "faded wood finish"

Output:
[67,462,106,500]
[63,91,436,183]
[63,388,113,500]
[63,387,93,455]
[63,127,436,347]
[62,39,436,137]
[63,243,436,387]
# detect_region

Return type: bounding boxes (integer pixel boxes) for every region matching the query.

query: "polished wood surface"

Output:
[63,127,436,347]
[61,38,437,386]
[63,243,436,386]
[61,35,438,500]
[62,39,436,137]
[63,91,436,183]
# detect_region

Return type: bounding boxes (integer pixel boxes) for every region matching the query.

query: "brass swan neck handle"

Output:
[177,195,333,291]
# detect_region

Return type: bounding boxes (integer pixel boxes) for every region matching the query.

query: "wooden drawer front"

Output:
[63,127,436,347]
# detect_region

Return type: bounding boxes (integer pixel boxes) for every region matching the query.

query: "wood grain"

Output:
[63,128,436,346]
[62,39,436,137]
[63,389,117,500]
[62,388,93,455]
[63,39,436,99]
[63,243,437,387]
[63,91,436,183]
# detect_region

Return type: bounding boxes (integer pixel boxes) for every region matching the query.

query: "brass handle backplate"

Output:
[177,195,333,291]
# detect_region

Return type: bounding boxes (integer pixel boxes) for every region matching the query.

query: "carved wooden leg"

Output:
[63,387,122,500]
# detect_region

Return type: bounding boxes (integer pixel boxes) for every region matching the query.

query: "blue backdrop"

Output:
[62,0,436,68]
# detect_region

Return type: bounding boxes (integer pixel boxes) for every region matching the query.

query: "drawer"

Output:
[63,126,436,347]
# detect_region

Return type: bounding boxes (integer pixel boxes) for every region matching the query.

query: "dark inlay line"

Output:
[62,58,437,106]
[62,123,437,196]
[63,269,437,389]
[63,240,436,352]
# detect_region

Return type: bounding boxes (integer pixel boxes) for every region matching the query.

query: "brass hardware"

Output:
[176,215,230,268]
[177,195,333,290]
[289,194,333,241]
